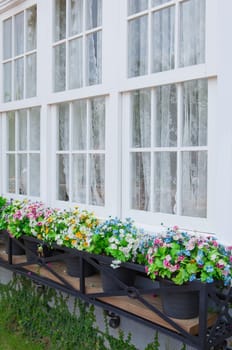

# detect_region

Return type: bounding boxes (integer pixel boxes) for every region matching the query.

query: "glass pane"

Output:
[89,154,105,206]
[131,89,151,148]
[128,0,148,15]
[3,62,12,102]
[14,58,24,100]
[182,79,207,146]
[154,152,177,214]
[69,0,83,35]
[30,107,40,150]
[7,155,15,193]
[18,109,27,150]
[3,18,12,60]
[7,112,15,151]
[30,154,40,196]
[26,5,37,51]
[131,152,150,210]
[15,12,24,56]
[152,0,170,6]
[72,154,86,203]
[26,53,37,98]
[86,31,102,86]
[54,44,66,92]
[18,154,27,195]
[86,0,102,29]
[58,103,69,150]
[69,38,83,89]
[72,100,87,150]
[89,98,105,149]
[181,151,207,218]
[179,0,205,67]
[152,7,175,73]
[57,154,69,201]
[128,16,148,77]
[155,84,177,147]
[54,0,66,41]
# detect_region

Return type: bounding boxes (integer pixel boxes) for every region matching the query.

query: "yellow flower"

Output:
[47,217,53,223]
[71,240,76,246]
[45,227,49,234]
[75,232,83,239]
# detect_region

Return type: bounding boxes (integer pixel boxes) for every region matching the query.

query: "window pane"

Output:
[131,89,151,148]
[57,154,69,201]
[30,107,40,150]
[152,6,175,73]
[7,155,15,193]
[26,5,37,51]
[86,31,102,85]
[72,154,86,203]
[69,0,83,35]
[154,152,177,214]
[69,38,83,89]
[30,154,40,196]
[89,98,105,150]
[179,0,205,67]
[3,18,12,60]
[54,0,66,41]
[128,16,148,77]
[152,0,170,6]
[128,0,148,15]
[54,44,66,92]
[58,103,69,150]
[18,109,27,150]
[89,154,105,206]
[3,62,12,102]
[182,79,207,147]
[181,151,207,218]
[155,84,177,147]
[72,100,87,150]
[15,12,24,56]
[131,152,150,210]
[14,58,24,100]
[18,154,27,195]
[7,112,15,151]
[26,53,37,98]
[86,0,102,30]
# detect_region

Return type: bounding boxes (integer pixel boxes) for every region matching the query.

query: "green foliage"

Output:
[0,275,162,350]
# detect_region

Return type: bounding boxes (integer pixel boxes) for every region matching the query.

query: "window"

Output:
[6,107,41,196]
[56,97,105,205]
[127,0,205,77]
[128,78,208,218]
[2,6,37,102]
[53,0,102,92]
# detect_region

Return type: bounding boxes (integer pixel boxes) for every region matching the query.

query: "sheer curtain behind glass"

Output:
[154,85,177,213]
[181,79,208,217]
[72,100,87,203]
[131,90,151,210]
[152,6,175,73]
[58,104,70,200]
[179,0,205,67]
[89,98,105,206]
[128,16,148,77]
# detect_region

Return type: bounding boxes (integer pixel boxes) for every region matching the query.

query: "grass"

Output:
[0,320,44,350]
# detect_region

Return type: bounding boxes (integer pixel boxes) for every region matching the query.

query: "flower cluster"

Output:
[145,226,232,286]
[88,217,141,266]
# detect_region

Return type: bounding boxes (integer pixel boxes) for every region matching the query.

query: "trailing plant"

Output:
[0,275,161,350]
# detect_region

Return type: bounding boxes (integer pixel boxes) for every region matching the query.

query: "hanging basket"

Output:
[160,279,199,319]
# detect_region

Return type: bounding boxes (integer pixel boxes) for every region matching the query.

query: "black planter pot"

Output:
[100,264,136,293]
[24,239,52,263]
[3,231,25,256]
[160,279,199,319]
[65,256,96,277]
